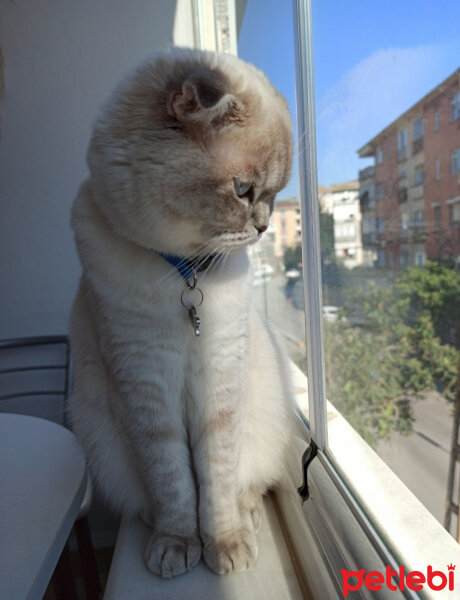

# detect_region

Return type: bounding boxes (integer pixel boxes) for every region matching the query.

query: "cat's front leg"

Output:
[109,344,201,578]
[189,375,258,574]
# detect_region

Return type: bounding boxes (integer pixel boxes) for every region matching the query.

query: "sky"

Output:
[238,0,460,196]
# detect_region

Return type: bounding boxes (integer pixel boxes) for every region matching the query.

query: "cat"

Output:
[69,46,294,578]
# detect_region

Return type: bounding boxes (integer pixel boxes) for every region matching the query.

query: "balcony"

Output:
[398,147,408,162]
[359,166,376,180]
[410,183,424,201]
[398,187,408,203]
[362,232,377,246]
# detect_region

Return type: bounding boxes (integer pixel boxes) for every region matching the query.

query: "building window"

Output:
[415,252,426,266]
[451,147,460,175]
[434,107,440,131]
[434,205,441,228]
[399,249,409,268]
[397,128,408,161]
[450,203,460,226]
[376,182,384,199]
[376,147,384,164]
[388,250,394,268]
[435,157,441,180]
[377,249,385,267]
[414,166,424,186]
[413,117,423,140]
[413,209,425,228]
[451,91,460,121]
[397,128,408,149]
[377,217,385,234]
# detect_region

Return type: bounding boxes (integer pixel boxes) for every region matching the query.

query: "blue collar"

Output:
[156,252,222,281]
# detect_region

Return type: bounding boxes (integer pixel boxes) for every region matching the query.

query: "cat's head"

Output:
[87,47,293,257]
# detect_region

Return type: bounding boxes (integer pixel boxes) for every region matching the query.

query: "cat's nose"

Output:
[256,224,268,234]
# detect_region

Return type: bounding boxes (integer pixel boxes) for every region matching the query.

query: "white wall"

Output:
[0,0,181,338]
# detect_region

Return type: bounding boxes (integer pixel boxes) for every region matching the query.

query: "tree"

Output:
[283,244,302,271]
[324,262,459,445]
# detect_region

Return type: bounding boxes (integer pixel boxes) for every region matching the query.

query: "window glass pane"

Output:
[238,3,309,405]
[312,0,460,539]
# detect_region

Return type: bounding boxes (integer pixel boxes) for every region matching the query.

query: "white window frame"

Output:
[287,2,459,597]
[435,156,441,180]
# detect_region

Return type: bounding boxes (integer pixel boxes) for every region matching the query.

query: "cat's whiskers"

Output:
[159,240,222,297]
[154,239,217,292]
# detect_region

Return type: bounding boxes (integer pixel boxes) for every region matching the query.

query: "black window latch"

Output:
[298,439,318,503]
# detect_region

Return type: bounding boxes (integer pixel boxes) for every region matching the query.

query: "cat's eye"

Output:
[233,179,253,200]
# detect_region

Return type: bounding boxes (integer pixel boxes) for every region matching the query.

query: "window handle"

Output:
[298,439,319,503]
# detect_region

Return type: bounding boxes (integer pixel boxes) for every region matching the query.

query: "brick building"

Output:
[358,69,460,269]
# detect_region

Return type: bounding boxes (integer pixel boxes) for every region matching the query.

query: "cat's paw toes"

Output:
[203,529,258,574]
[144,534,201,578]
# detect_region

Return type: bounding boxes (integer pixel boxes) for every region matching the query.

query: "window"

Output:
[452,147,460,175]
[241,1,460,582]
[397,128,408,161]
[415,251,426,266]
[399,248,409,268]
[413,116,423,140]
[451,91,460,121]
[450,202,460,225]
[414,165,424,186]
[434,205,441,228]
[434,107,440,131]
[397,128,408,150]
[435,157,441,180]
[413,209,425,228]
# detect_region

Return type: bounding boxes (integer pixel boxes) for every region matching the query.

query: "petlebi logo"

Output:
[341,564,456,596]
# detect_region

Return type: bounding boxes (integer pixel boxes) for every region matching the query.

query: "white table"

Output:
[0,413,87,600]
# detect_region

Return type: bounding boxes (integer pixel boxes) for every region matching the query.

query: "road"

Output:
[376,392,456,535]
[252,273,457,537]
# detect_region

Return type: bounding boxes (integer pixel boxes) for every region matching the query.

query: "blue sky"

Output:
[238,0,460,196]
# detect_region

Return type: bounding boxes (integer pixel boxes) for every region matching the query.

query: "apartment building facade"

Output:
[319,181,364,269]
[358,69,460,269]
[272,198,302,258]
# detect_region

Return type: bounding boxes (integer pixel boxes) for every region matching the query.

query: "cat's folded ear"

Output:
[168,67,244,127]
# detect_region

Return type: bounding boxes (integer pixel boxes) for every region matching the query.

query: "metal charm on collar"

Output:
[180,267,204,337]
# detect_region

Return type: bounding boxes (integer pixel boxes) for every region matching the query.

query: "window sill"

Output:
[284,362,460,596]
[103,496,305,600]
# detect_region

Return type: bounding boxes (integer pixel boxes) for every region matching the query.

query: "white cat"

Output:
[69,47,294,578]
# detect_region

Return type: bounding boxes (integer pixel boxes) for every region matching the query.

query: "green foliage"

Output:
[319,209,335,262]
[283,244,302,271]
[324,262,459,445]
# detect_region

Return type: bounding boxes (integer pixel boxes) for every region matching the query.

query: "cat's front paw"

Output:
[144,533,201,578]
[203,528,258,574]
